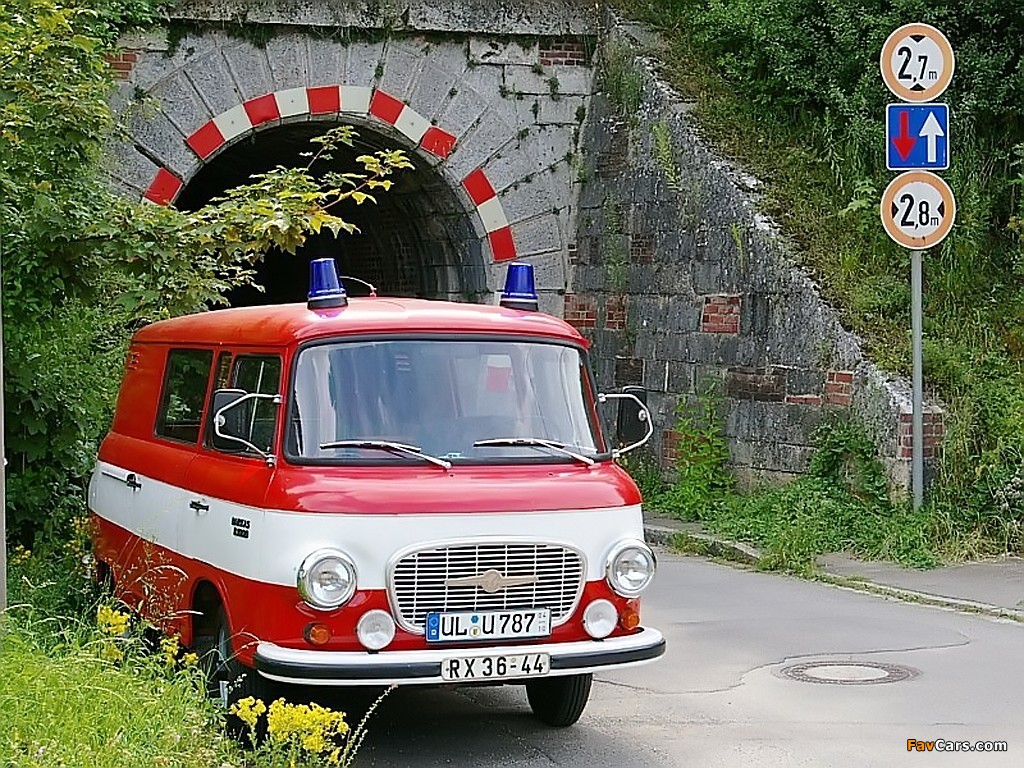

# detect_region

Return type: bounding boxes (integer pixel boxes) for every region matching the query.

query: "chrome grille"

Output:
[389,542,585,633]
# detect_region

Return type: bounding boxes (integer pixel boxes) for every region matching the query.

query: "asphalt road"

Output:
[321,552,1023,767]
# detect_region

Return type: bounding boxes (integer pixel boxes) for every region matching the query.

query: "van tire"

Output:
[525,673,592,727]
[196,604,276,742]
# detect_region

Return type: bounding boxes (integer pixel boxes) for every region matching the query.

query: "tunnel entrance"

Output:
[175,121,486,306]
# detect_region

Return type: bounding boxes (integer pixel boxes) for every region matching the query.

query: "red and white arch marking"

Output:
[143,85,516,262]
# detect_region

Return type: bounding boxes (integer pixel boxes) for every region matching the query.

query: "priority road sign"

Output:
[886,103,949,170]
[880,170,956,249]
[880,23,955,102]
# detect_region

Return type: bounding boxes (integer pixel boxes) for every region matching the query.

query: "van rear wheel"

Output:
[195,605,276,741]
[525,673,592,727]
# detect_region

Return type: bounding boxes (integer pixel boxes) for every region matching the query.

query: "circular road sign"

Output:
[880,170,956,249]
[880,23,955,102]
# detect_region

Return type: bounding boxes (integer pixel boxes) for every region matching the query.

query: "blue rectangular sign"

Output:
[886,103,950,171]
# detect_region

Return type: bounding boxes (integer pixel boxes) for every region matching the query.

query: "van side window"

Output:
[156,349,213,444]
[211,355,281,454]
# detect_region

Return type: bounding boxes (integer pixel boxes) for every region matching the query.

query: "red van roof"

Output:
[132,298,586,347]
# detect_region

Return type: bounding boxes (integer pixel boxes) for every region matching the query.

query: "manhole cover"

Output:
[779,660,919,685]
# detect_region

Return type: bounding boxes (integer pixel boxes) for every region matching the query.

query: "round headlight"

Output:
[297,549,357,610]
[606,540,656,597]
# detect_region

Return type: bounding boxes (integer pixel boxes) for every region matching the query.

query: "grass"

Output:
[1,539,373,768]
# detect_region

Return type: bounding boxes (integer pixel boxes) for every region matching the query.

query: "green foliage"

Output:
[612,0,1024,549]
[651,385,733,521]
[1,0,412,542]
[600,40,643,119]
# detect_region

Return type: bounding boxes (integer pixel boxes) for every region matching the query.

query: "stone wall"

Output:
[569,17,942,490]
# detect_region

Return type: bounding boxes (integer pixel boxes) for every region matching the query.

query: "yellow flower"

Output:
[11,545,31,566]
[160,635,181,667]
[97,604,130,637]
[99,640,124,663]
[230,696,267,730]
[180,652,199,668]
[265,698,350,760]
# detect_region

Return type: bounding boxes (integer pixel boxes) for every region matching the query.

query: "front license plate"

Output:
[426,608,551,642]
[441,653,551,681]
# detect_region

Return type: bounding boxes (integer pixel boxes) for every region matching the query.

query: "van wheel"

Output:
[525,673,592,727]
[195,605,276,741]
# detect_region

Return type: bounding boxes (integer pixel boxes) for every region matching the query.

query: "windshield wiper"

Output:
[318,440,452,470]
[472,437,595,466]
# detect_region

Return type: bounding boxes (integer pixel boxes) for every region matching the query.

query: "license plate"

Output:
[425,608,551,642]
[441,653,551,681]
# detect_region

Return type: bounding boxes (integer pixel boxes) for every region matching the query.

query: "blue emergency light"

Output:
[499,262,539,311]
[307,258,348,309]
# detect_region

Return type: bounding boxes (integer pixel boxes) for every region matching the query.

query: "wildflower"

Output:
[11,545,31,566]
[181,652,199,668]
[266,698,349,760]
[99,640,125,663]
[160,635,181,667]
[97,604,130,637]
[230,696,267,730]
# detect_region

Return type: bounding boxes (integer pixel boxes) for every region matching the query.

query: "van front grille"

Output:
[389,542,585,633]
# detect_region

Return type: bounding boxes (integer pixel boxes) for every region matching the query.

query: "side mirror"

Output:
[599,388,653,458]
[209,388,282,466]
[209,389,249,452]
[616,386,649,447]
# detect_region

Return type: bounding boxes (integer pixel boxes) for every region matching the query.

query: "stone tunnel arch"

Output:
[109,24,591,313]
[172,116,489,306]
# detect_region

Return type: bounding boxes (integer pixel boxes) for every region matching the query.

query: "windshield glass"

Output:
[287,338,604,464]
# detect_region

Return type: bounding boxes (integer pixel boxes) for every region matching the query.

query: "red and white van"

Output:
[89,260,664,726]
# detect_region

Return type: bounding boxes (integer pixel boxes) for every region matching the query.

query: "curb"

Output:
[646,523,1023,623]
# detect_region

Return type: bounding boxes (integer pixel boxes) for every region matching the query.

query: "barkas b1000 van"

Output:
[89,259,665,726]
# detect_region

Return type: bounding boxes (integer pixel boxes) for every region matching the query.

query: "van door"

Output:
[179,353,282,592]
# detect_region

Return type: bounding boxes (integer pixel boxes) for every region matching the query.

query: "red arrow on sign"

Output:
[892,109,917,161]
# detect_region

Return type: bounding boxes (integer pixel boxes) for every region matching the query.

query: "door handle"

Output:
[189,499,210,514]
[125,473,142,491]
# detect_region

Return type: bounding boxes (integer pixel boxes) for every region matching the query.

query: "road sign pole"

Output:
[911,249,924,511]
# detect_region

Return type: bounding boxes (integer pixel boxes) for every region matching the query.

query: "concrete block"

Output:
[379,42,425,102]
[437,84,490,139]
[126,109,196,181]
[221,44,274,101]
[305,36,347,86]
[478,146,545,193]
[540,66,594,96]
[643,360,669,392]
[344,39,386,88]
[496,177,556,222]
[524,251,567,292]
[186,50,244,116]
[537,95,587,125]
[145,71,211,137]
[409,63,463,123]
[470,38,539,66]
[504,67,556,97]
[667,362,695,394]
[264,31,310,91]
[516,124,575,169]
[128,32,207,93]
[509,213,563,258]
[445,114,516,179]
[104,141,161,197]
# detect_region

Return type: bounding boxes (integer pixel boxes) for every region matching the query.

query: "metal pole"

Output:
[911,248,924,512]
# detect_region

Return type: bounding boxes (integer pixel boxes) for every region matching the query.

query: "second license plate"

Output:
[426,608,551,642]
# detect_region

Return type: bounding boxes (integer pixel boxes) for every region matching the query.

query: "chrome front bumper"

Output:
[253,627,665,686]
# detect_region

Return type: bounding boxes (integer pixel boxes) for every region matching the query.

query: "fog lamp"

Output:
[357,609,396,651]
[583,599,617,639]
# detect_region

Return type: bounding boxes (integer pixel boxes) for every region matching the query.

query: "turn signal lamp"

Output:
[308,257,348,309]
[304,622,332,646]
[499,262,539,311]
[619,599,641,631]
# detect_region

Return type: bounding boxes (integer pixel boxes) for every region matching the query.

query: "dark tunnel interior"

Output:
[174,121,486,307]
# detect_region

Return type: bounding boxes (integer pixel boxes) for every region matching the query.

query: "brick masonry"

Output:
[898,410,945,460]
[539,38,589,67]
[107,50,139,80]
[563,293,596,330]
[701,295,741,334]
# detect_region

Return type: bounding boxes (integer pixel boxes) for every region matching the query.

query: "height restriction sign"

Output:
[880,170,956,249]
[880,23,955,102]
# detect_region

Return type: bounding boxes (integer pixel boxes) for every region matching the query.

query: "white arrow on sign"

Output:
[919,111,944,164]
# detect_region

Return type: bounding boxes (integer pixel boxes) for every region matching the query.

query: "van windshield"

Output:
[287,338,605,464]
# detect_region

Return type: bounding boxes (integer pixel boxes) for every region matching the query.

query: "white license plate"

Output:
[441,653,551,681]
[426,608,551,642]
